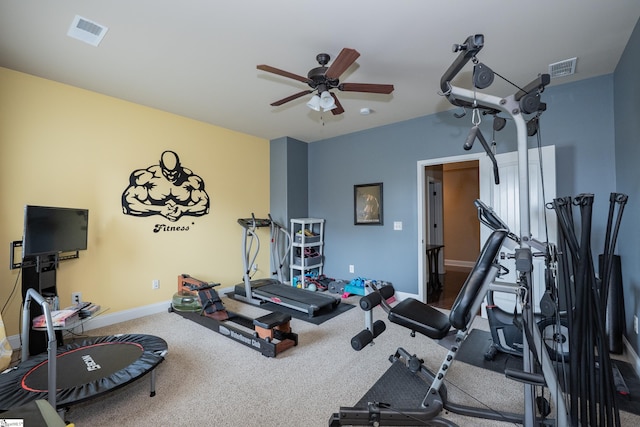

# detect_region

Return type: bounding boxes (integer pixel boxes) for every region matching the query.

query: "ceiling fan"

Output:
[257,48,394,115]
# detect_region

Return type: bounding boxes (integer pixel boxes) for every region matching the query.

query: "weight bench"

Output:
[332,230,513,426]
[389,230,508,339]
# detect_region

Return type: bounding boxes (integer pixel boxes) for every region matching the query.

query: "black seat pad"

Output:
[387,230,507,340]
[253,311,291,329]
[388,299,451,340]
[449,230,507,330]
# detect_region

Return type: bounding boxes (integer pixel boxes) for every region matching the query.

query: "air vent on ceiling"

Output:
[67,15,108,46]
[549,57,577,78]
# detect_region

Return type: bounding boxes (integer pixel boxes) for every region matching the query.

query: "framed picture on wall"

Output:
[354,182,383,225]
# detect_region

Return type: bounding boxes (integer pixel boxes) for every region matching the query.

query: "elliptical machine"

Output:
[476,198,570,362]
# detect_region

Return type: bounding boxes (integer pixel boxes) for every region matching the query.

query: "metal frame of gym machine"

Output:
[439,34,569,426]
[330,34,571,426]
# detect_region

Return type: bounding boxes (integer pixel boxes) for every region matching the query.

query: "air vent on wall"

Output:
[67,15,108,46]
[548,57,577,78]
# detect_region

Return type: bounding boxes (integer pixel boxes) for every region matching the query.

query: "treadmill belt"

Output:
[254,283,339,309]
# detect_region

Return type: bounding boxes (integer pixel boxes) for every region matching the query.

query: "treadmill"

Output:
[231,214,339,317]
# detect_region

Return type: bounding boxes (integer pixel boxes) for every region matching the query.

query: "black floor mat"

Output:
[356,360,431,408]
[442,329,640,416]
[256,300,354,325]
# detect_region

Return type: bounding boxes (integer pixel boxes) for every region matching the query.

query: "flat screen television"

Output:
[22,205,89,257]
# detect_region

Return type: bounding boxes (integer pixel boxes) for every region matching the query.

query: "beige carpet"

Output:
[61,296,640,426]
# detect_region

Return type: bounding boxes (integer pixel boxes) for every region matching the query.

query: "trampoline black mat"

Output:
[442,329,640,416]
[0,334,167,410]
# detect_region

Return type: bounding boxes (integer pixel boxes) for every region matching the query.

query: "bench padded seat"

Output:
[388,299,451,340]
[253,311,291,329]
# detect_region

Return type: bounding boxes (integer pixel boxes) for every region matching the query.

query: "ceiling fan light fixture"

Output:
[319,91,337,111]
[258,47,394,115]
[306,94,321,111]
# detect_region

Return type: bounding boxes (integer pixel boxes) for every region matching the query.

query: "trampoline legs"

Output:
[150,369,156,397]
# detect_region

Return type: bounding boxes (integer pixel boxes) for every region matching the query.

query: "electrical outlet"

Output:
[152,279,160,289]
[349,265,355,274]
[634,315,638,334]
[252,263,258,272]
[72,292,82,305]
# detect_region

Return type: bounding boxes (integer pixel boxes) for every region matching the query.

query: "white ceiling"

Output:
[1,1,639,143]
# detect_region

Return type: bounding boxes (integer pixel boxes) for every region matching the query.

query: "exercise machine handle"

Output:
[474,199,508,230]
[440,34,484,97]
[474,199,520,246]
[464,126,500,185]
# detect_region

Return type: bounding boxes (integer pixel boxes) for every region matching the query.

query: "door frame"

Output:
[417,152,484,303]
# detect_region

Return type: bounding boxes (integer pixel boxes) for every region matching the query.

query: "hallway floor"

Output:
[427,266,472,310]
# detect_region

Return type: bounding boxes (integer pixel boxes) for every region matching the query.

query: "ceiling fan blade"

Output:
[330,93,344,115]
[270,90,313,106]
[340,83,395,94]
[325,48,360,80]
[257,65,311,84]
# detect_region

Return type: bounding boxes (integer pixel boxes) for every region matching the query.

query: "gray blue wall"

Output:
[270,136,309,226]
[306,75,617,294]
[614,17,640,356]
[272,29,640,355]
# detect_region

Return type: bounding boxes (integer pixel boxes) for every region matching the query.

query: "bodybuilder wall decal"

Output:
[122,150,210,230]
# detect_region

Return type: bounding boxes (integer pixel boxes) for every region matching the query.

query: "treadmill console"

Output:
[237,217,271,228]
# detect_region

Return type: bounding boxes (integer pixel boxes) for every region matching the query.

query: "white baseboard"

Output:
[623,335,640,377]
[393,290,418,302]
[8,300,171,351]
[445,259,475,269]
[81,300,171,330]
[7,334,20,350]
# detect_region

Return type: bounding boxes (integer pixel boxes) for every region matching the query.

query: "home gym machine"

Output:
[171,274,298,357]
[473,197,570,362]
[331,33,620,426]
[230,214,340,317]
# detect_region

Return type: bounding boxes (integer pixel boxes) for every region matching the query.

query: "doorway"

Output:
[424,161,480,309]
[416,146,557,311]
[417,152,484,306]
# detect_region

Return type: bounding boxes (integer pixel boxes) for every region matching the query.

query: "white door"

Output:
[479,145,557,313]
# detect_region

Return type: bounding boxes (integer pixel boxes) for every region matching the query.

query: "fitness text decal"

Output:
[122,150,210,231]
[81,354,101,371]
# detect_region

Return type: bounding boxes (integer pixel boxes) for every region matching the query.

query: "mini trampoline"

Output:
[0,334,167,410]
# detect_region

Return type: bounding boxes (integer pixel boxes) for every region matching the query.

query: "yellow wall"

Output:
[0,67,271,336]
